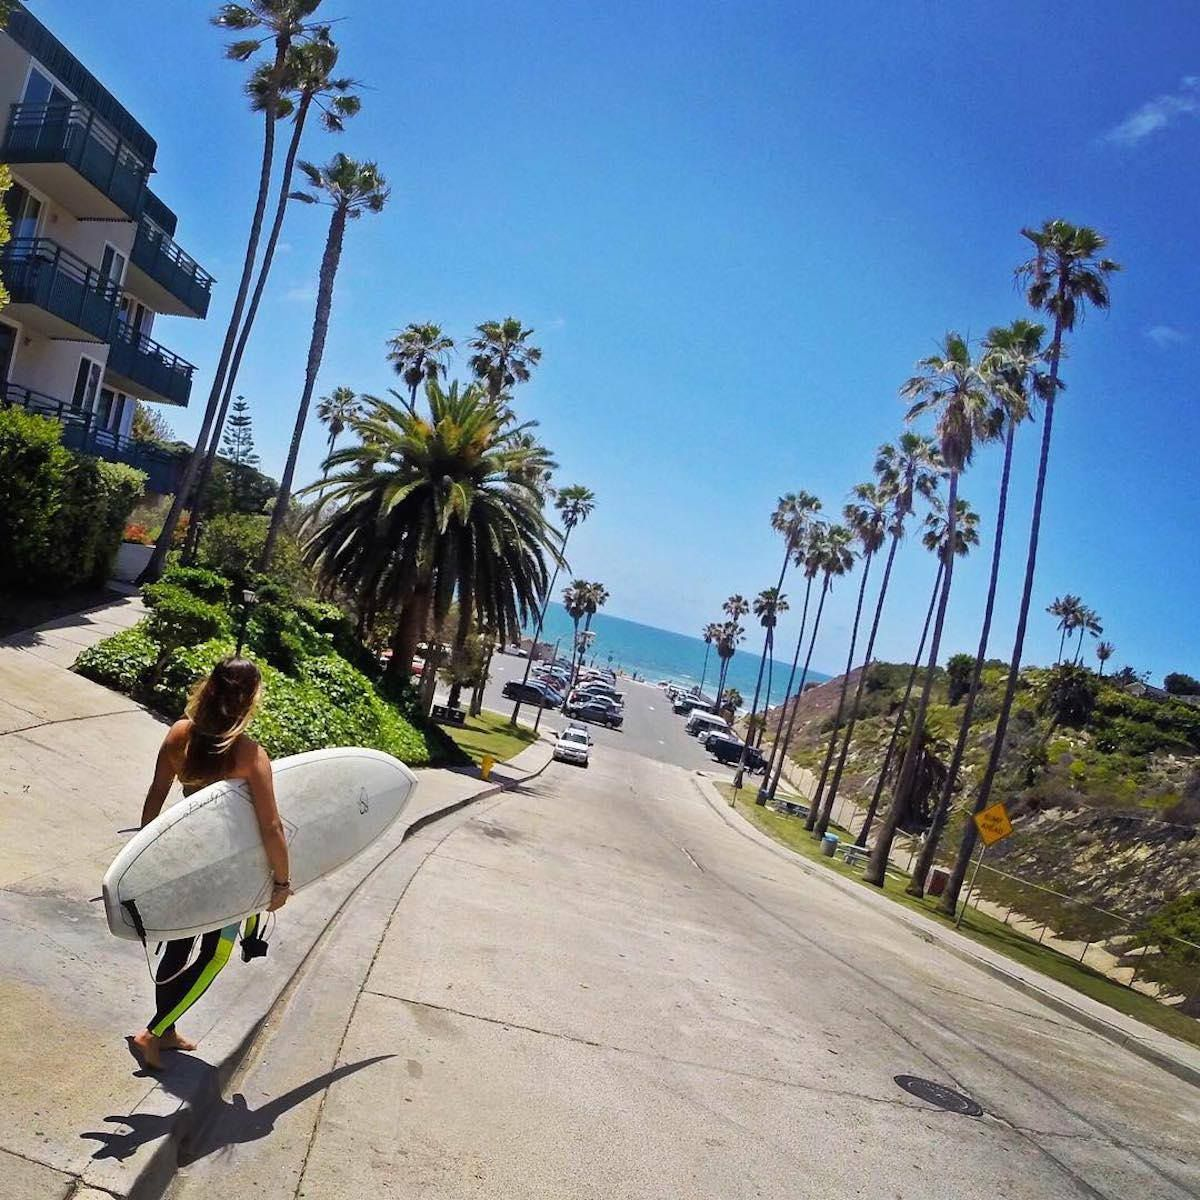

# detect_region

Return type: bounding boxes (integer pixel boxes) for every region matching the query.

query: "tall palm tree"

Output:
[1048,594,1084,662]
[468,318,542,402]
[184,33,361,559]
[1072,606,1103,665]
[906,320,1044,896]
[510,484,595,725]
[315,385,362,467]
[810,482,893,836]
[1096,641,1114,675]
[865,333,994,887]
[141,0,328,582]
[940,221,1119,916]
[714,594,749,708]
[820,435,940,825]
[261,154,388,567]
[735,586,789,780]
[764,525,854,802]
[856,500,979,848]
[561,580,592,705]
[388,323,456,410]
[737,492,820,779]
[714,620,746,711]
[699,622,721,697]
[300,382,557,699]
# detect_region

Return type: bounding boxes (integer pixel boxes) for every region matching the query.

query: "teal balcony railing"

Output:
[106,321,195,407]
[131,218,214,318]
[3,100,150,217]
[0,237,120,341]
[0,382,185,494]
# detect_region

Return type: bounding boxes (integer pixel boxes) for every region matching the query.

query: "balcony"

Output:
[0,237,120,342]
[104,321,195,407]
[2,100,150,219]
[0,382,186,494]
[127,218,214,319]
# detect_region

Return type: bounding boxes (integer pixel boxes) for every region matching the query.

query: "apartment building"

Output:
[0,3,213,492]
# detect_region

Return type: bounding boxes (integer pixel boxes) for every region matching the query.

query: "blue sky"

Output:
[44,0,1200,681]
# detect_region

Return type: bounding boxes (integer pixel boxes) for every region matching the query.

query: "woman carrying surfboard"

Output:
[130,658,291,1071]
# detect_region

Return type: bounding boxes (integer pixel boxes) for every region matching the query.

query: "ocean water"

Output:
[526,602,829,702]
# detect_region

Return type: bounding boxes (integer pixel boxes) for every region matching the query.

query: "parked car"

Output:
[578,683,623,706]
[553,727,591,767]
[708,735,767,772]
[566,720,593,744]
[566,696,624,728]
[502,680,562,707]
[686,710,731,739]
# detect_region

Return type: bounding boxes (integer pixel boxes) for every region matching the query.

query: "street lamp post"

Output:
[235,588,258,656]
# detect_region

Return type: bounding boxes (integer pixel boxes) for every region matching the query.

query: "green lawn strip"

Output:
[442,710,540,766]
[714,783,1200,1050]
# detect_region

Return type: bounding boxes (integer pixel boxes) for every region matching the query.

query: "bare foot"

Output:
[159,1030,197,1052]
[129,1030,162,1071]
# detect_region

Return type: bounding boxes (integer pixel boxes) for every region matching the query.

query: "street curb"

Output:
[690,773,1200,1092]
[107,746,555,1200]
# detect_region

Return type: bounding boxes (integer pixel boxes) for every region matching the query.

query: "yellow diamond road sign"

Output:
[974,801,1013,847]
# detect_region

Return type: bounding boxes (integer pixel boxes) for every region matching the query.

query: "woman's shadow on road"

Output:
[80,1049,392,1165]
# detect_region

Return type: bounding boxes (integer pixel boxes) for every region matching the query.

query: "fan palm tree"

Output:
[184,33,362,559]
[856,499,980,848]
[699,622,722,697]
[735,586,789,781]
[820,435,940,825]
[510,484,596,725]
[866,333,994,887]
[261,154,388,567]
[388,323,456,410]
[141,0,329,581]
[940,222,1119,915]
[810,482,893,836]
[1048,594,1084,662]
[764,525,855,802]
[469,318,542,402]
[315,385,362,467]
[714,620,746,711]
[906,320,1045,895]
[1096,640,1114,675]
[300,382,557,699]
[561,580,593,707]
[1072,606,1103,665]
[714,594,750,708]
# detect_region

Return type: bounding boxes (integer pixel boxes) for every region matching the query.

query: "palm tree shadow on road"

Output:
[80,1053,393,1164]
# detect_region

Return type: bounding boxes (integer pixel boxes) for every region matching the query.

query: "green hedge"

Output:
[0,408,145,591]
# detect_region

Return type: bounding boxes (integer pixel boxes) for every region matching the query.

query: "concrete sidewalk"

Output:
[693,773,1200,1090]
[0,597,553,1200]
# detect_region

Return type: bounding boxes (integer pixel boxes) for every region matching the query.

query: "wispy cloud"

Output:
[545,315,567,331]
[283,283,315,303]
[1102,76,1200,146]
[1145,324,1189,349]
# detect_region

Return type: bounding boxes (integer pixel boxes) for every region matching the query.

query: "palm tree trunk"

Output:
[387,584,430,687]
[561,616,581,711]
[808,552,875,834]
[765,576,830,803]
[510,527,571,726]
[763,575,813,789]
[938,316,1065,916]
[139,48,286,584]
[908,419,1016,897]
[820,529,902,832]
[261,203,349,569]
[699,641,712,697]
[183,97,312,564]
[865,471,960,887]
[1057,627,1067,663]
[856,561,942,848]
[761,633,775,748]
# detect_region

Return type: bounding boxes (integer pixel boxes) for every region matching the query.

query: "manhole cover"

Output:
[894,1075,983,1117]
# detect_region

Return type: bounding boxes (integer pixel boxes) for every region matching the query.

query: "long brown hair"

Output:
[181,657,263,786]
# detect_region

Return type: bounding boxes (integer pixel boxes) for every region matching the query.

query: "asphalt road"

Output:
[482,651,733,774]
[168,735,1199,1199]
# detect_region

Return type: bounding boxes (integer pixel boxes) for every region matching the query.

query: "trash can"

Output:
[480,754,495,782]
[927,867,950,896]
[821,833,839,858]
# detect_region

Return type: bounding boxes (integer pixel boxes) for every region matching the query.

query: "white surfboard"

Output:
[102,747,418,942]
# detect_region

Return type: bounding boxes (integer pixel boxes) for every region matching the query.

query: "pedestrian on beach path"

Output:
[129,658,291,1071]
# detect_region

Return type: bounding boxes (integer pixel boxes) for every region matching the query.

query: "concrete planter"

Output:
[114,541,153,584]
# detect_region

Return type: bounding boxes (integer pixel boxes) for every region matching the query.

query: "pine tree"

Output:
[220,395,260,514]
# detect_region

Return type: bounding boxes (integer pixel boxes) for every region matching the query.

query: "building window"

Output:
[96,387,117,429]
[4,182,43,242]
[100,244,127,287]
[23,65,70,108]
[72,356,102,414]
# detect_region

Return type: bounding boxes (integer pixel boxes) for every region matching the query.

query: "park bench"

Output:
[769,798,809,819]
[430,703,466,726]
[840,842,870,867]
